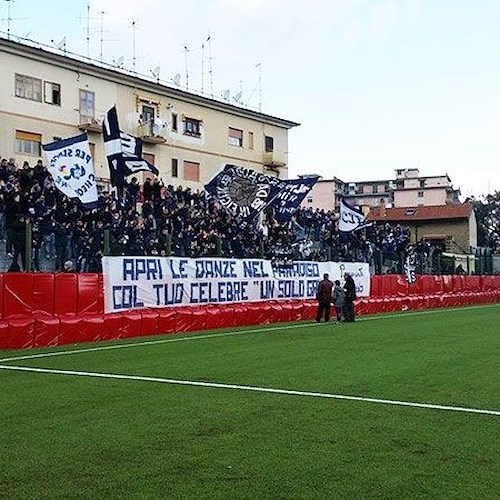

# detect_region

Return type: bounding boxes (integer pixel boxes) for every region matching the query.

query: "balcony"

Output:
[78,118,102,133]
[137,123,167,144]
[263,152,286,171]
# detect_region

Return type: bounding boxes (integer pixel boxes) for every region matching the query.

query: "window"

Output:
[15,74,42,101]
[248,131,254,150]
[79,89,95,121]
[15,130,42,156]
[183,161,200,181]
[172,113,178,132]
[228,127,243,147]
[44,81,61,105]
[265,135,274,152]
[140,105,156,135]
[171,158,178,178]
[373,185,378,194]
[89,142,95,160]
[419,179,426,189]
[183,117,201,136]
[417,190,424,198]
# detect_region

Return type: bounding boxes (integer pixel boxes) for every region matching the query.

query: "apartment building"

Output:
[0,37,299,189]
[393,168,460,207]
[302,169,461,213]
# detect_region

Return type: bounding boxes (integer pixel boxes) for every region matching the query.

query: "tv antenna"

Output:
[99,11,107,62]
[150,65,160,83]
[207,33,214,97]
[130,19,137,73]
[183,45,190,89]
[1,0,26,39]
[246,62,262,112]
[51,36,67,55]
[78,2,98,60]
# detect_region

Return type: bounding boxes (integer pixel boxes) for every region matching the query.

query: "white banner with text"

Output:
[102,257,370,313]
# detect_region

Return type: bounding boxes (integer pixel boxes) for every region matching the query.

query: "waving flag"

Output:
[338,198,372,232]
[103,106,159,187]
[42,133,98,208]
[271,175,319,223]
[204,164,281,220]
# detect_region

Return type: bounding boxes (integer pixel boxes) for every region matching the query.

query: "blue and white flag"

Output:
[338,198,372,232]
[204,164,281,220]
[103,106,159,187]
[42,133,98,208]
[271,175,320,223]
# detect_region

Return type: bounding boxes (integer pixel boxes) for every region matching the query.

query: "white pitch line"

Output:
[1,364,499,417]
[0,303,498,364]
[0,322,312,363]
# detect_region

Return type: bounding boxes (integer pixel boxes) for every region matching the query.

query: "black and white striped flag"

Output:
[103,106,159,187]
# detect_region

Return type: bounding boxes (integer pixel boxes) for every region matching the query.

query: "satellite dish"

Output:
[171,73,181,86]
[51,36,66,52]
[114,56,124,68]
[233,91,242,103]
[150,66,160,83]
[222,90,230,101]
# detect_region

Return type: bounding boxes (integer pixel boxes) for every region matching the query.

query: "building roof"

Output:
[1,36,300,129]
[368,203,473,222]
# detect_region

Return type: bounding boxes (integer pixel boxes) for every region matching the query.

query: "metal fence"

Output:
[0,223,495,275]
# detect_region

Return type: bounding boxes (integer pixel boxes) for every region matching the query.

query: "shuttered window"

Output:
[183,161,200,182]
[228,127,243,147]
[15,130,42,156]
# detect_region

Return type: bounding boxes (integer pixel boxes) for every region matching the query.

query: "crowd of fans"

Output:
[0,156,415,273]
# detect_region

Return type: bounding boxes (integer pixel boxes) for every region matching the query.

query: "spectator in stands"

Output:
[315,273,334,322]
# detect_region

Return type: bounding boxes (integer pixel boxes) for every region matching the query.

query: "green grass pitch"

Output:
[1,304,499,498]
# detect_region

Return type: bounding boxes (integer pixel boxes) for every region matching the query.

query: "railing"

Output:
[0,223,495,275]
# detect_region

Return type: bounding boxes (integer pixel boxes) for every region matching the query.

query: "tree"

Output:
[468,193,500,249]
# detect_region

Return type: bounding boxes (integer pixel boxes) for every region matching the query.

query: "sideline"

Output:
[1,363,499,417]
[0,303,498,363]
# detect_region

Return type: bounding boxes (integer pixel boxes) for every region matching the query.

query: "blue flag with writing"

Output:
[204,164,281,220]
[271,175,319,223]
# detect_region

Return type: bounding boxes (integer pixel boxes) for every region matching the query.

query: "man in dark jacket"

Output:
[343,272,357,322]
[316,273,334,322]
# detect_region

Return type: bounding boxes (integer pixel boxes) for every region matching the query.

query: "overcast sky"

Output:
[4,0,500,198]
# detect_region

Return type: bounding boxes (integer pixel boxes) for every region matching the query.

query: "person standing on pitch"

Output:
[343,272,357,322]
[316,273,334,322]
[332,280,345,324]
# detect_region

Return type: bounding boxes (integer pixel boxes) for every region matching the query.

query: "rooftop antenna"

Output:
[51,36,67,55]
[78,2,97,60]
[1,0,25,40]
[171,73,181,86]
[130,19,137,73]
[150,65,160,84]
[201,38,205,94]
[207,33,214,97]
[256,62,262,112]
[99,10,106,62]
[183,45,190,89]
[85,2,90,59]
[246,63,262,112]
